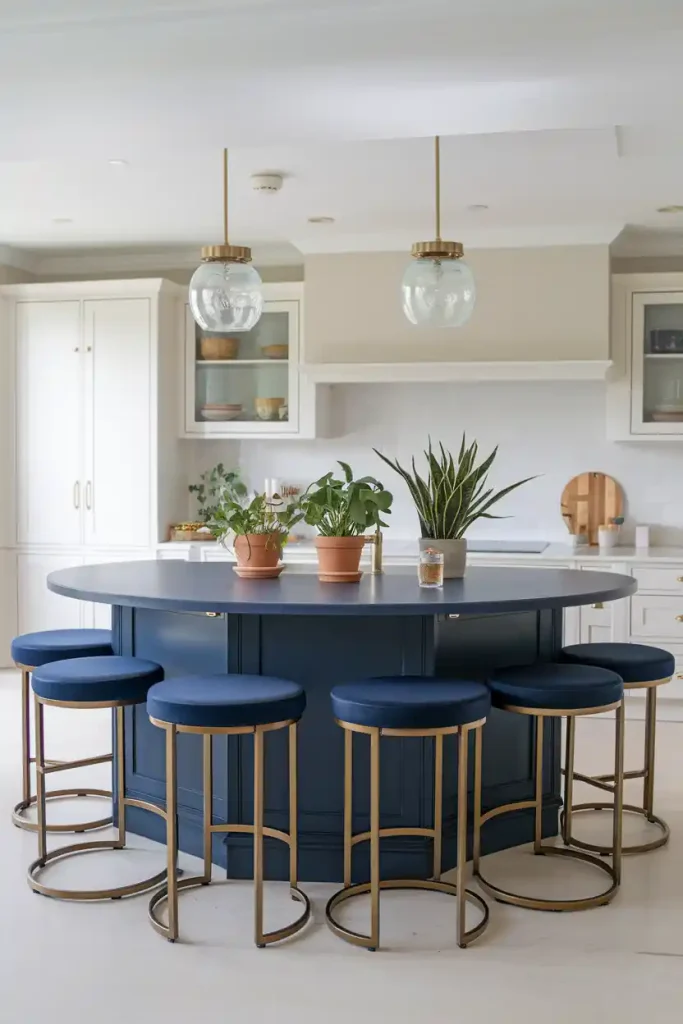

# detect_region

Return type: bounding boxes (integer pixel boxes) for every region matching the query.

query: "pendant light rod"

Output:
[223,148,229,245]
[434,135,441,242]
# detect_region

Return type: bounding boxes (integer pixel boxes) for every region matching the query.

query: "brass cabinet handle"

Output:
[85,481,93,510]
[591,602,604,610]
[677,577,683,583]
[73,481,80,509]
[676,615,683,622]
[205,611,220,617]
[447,614,460,620]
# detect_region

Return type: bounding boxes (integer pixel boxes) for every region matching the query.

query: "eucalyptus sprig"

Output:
[299,461,393,537]
[375,437,534,540]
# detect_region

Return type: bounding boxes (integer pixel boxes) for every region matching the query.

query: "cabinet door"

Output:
[16,301,83,545]
[83,299,152,548]
[185,295,301,436]
[17,553,84,635]
[631,292,683,434]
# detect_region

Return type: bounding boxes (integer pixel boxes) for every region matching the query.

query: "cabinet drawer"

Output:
[630,565,683,593]
[631,595,683,638]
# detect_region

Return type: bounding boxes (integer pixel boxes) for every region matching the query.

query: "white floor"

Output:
[1,670,682,1024]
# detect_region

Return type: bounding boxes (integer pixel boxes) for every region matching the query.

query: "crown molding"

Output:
[0,245,40,273]
[294,223,625,255]
[611,226,683,258]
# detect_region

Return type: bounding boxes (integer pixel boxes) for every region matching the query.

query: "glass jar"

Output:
[418,547,444,589]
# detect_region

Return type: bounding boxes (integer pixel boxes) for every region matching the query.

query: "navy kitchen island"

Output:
[48,561,635,882]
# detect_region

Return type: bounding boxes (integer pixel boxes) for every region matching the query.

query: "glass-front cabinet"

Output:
[183,283,304,437]
[631,291,683,435]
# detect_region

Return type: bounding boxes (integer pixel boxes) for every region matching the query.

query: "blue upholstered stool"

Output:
[326,678,491,951]
[146,675,310,946]
[27,655,167,901]
[562,642,674,854]
[473,662,625,912]
[10,629,114,834]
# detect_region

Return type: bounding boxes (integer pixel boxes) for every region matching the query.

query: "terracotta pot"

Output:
[419,537,467,578]
[315,535,366,583]
[233,533,282,569]
[200,335,239,360]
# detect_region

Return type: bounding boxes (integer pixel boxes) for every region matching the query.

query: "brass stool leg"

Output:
[613,701,625,884]
[165,724,179,941]
[289,723,298,893]
[34,695,48,867]
[254,728,265,947]
[456,728,467,947]
[562,716,576,846]
[534,716,544,854]
[21,669,32,808]
[644,687,657,820]
[433,734,443,881]
[369,728,381,952]
[344,729,352,887]
[203,733,213,884]
[472,725,482,875]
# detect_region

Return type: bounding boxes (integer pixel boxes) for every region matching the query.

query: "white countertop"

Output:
[157,539,683,564]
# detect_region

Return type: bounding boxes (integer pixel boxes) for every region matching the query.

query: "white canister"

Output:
[635,524,650,549]
[598,525,619,550]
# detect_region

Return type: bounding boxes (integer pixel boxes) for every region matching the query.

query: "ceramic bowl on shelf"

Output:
[199,336,239,361]
[201,403,242,422]
[255,397,285,421]
[261,344,289,360]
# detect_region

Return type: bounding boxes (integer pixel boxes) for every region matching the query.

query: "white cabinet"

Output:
[609,274,683,441]
[16,301,83,546]
[183,283,324,439]
[83,298,151,548]
[0,278,188,661]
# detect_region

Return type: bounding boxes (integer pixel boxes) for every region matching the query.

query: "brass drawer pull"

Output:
[591,602,604,610]
[676,616,683,622]
[447,614,460,620]
[205,612,221,618]
[677,577,683,583]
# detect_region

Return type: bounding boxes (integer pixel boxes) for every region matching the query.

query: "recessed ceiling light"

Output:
[108,159,128,167]
[52,217,73,224]
[657,205,683,214]
[307,216,335,224]
[468,204,489,212]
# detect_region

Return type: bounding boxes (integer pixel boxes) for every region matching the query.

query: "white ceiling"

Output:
[2,1,683,260]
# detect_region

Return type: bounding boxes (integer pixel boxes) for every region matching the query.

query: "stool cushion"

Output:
[562,642,674,685]
[146,675,306,729]
[31,656,163,704]
[487,662,623,711]
[11,628,113,668]
[330,678,491,730]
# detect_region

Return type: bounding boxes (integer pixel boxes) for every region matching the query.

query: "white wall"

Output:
[194,381,683,544]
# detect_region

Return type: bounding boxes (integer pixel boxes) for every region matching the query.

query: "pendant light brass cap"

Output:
[411,239,464,260]
[201,243,252,263]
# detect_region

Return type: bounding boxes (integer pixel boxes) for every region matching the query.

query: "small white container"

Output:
[598,525,619,550]
[635,525,650,549]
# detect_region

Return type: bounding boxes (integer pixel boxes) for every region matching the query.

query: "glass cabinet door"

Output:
[185,297,300,435]
[631,292,683,434]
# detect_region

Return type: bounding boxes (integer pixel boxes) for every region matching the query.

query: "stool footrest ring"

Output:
[561,802,670,855]
[27,839,167,901]
[13,787,113,833]
[148,877,311,945]
[325,877,489,950]
[474,845,619,912]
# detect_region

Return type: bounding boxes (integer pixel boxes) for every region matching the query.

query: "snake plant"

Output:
[374,437,534,540]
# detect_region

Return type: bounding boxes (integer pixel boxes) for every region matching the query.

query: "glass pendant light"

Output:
[189,149,263,332]
[402,136,475,328]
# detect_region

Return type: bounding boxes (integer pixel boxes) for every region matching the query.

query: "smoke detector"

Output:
[251,173,283,194]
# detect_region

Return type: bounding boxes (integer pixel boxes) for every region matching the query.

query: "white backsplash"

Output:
[182,382,683,544]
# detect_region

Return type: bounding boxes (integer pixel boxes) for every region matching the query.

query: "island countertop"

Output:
[47,560,636,615]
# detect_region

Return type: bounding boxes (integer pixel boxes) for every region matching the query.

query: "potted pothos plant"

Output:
[299,462,393,582]
[375,437,534,578]
[208,492,303,577]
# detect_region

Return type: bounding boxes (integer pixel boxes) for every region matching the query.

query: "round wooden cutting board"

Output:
[560,472,624,546]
